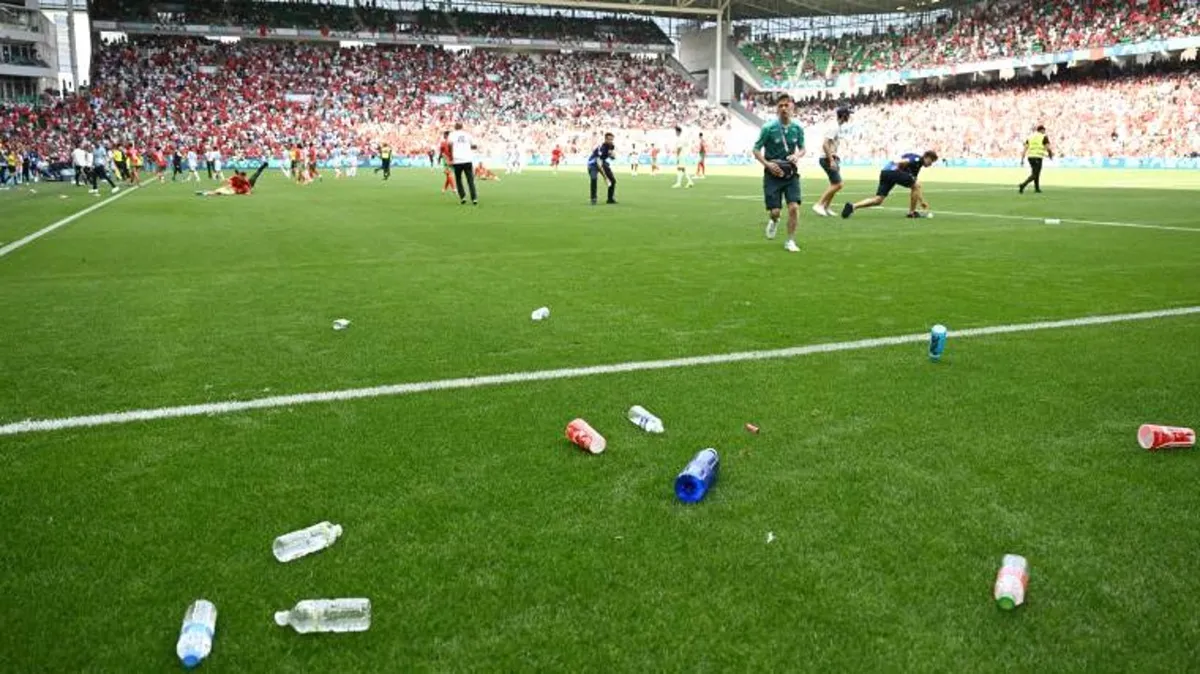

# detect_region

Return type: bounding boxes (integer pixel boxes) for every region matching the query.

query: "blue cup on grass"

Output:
[675,449,720,504]
[929,324,947,362]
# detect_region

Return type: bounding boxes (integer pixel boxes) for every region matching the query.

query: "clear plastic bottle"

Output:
[176,599,217,669]
[627,405,664,433]
[272,521,343,562]
[275,598,372,633]
[994,554,1029,610]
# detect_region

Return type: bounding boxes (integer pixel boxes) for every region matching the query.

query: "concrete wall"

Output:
[678,24,739,106]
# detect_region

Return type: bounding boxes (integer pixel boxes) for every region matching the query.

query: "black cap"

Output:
[836,107,853,119]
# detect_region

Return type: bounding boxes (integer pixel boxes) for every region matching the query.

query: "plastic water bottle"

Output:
[627,405,664,433]
[332,318,350,331]
[272,521,343,562]
[929,324,947,361]
[675,449,720,503]
[275,598,372,633]
[176,599,217,669]
[994,554,1029,610]
[531,307,550,321]
[565,418,606,454]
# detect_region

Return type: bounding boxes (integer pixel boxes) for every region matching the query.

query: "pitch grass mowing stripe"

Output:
[2,306,1198,437]
[0,185,140,259]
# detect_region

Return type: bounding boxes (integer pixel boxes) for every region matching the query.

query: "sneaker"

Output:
[1018,183,1026,194]
[784,240,801,253]
[812,204,829,217]
[111,186,120,194]
[606,199,618,205]
[765,219,778,240]
[460,198,467,205]
[840,203,854,219]
[590,198,597,206]
[906,212,921,218]
[671,183,681,189]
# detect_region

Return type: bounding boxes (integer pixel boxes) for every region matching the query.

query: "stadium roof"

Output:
[498,0,969,20]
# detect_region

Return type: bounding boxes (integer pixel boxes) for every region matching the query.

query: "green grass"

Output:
[2,168,1199,672]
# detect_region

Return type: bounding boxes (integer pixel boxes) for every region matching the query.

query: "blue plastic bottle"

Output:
[929,324,948,361]
[675,449,720,503]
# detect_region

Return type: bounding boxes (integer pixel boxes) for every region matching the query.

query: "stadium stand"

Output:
[88,0,672,45]
[740,0,1200,86]
[0,36,726,163]
[762,58,1200,159]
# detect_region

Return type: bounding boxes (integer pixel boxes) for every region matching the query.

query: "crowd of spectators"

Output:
[89,0,671,45]
[751,59,1200,159]
[0,37,726,164]
[741,0,1200,86]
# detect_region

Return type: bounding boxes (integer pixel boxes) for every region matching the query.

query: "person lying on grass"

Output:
[195,162,268,197]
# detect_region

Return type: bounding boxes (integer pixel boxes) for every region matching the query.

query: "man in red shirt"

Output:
[650,144,660,175]
[152,148,167,183]
[438,131,454,193]
[550,145,563,174]
[195,162,267,197]
[307,145,321,182]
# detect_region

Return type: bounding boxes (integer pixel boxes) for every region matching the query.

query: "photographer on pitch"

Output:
[752,93,806,253]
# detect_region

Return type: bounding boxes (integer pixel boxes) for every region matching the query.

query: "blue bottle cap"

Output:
[182,654,201,669]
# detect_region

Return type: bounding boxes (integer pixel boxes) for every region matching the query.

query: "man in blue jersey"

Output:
[588,132,617,205]
[841,150,938,219]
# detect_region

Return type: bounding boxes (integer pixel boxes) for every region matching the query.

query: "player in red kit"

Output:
[307,145,321,182]
[195,162,268,197]
[152,148,167,182]
[438,131,454,193]
[696,134,707,178]
[550,145,563,174]
[650,144,660,175]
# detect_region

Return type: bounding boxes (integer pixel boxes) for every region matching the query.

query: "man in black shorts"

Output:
[841,150,939,219]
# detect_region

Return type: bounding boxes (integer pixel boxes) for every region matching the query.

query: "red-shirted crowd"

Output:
[0,36,727,166]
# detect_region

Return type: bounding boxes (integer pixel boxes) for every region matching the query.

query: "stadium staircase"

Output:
[726,39,765,91]
[725,100,763,128]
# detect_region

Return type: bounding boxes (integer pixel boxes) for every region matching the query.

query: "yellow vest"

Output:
[381,148,392,159]
[112,149,126,162]
[1026,133,1047,159]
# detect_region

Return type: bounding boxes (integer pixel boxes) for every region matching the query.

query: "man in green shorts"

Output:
[752,93,806,253]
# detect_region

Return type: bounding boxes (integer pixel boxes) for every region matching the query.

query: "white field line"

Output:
[877,206,1200,233]
[2,305,1198,437]
[0,186,140,259]
[724,195,1198,233]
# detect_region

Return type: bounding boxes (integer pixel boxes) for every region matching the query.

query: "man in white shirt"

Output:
[208,148,224,181]
[813,107,852,216]
[671,126,694,189]
[449,122,478,205]
[186,149,201,182]
[71,145,88,187]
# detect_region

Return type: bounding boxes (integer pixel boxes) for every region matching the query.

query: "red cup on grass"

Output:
[1137,424,1196,451]
[566,418,606,454]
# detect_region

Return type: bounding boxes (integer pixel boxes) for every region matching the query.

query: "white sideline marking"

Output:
[2,305,1198,437]
[0,186,139,259]
[725,195,1198,233]
[878,207,1200,233]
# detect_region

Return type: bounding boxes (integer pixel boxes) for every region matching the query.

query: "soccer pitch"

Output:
[2,168,1199,672]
